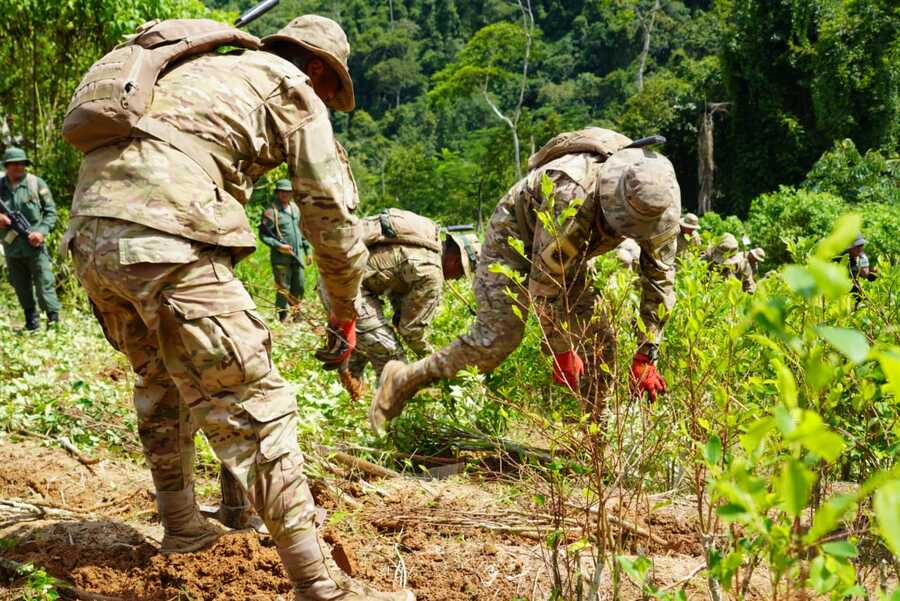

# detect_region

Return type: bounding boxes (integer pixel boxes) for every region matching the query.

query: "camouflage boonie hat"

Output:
[275,179,293,191]
[596,148,681,243]
[446,230,481,278]
[680,212,700,230]
[263,15,355,112]
[749,247,766,262]
[710,233,741,265]
[850,233,866,248]
[2,146,29,164]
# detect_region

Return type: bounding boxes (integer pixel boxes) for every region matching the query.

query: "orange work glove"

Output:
[630,352,667,401]
[552,350,584,391]
[315,316,356,369]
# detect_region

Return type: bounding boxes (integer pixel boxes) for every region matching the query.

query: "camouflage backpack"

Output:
[62,19,261,184]
[360,209,442,253]
[527,128,633,172]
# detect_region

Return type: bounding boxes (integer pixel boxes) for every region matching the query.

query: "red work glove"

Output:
[315,316,356,369]
[552,350,584,391]
[630,352,667,402]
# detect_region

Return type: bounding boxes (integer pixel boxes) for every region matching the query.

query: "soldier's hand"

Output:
[0,214,10,228]
[315,317,357,368]
[278,244,293,254]
[305,255,313,266]
[27,231,44,247]
[630,353,667,402]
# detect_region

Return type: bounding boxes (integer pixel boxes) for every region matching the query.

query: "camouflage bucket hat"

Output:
[597,148,681,243]
[275,178,293,191]
[447,231,482,278]
[710,233,739,265]
[2,146,29,165]
[680,212,700,230]
[263,15,355,112]
[749,247,766,262]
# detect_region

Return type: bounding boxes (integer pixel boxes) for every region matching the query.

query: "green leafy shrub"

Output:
[804,139,900,205]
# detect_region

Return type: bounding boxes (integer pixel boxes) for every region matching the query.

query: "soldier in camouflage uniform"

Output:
[260,179,312,322]
[322,209,480,381]
[0,147,61,330]
[371,128,680,433]
[65,15,412,601]
[677,213,701,256]
[703,233,756,293]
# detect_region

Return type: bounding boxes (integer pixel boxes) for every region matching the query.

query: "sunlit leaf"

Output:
[816,326,870,364]
[822,540,858,558]
[777,458,813,518]
[874,480,900,556]
[814,213,862,261]
[808,257,852,300]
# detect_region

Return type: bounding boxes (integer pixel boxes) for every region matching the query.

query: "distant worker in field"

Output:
[260,179,311,322]
[0,147,61,330]
[318,209,480,382]
[848,234,877,304]
[677,213,701,256]
[371,128,681,433]
[62,13,412,601]
[746,247,765,277]
[704,233,756,293]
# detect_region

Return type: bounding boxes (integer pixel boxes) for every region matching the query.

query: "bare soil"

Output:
[0,437,888,601]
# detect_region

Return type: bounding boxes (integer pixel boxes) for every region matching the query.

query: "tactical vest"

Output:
[361,209,442,253]
[62,19,261,187]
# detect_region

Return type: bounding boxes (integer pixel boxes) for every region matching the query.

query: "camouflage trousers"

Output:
[429,196,614,406]
[68,217,315,546]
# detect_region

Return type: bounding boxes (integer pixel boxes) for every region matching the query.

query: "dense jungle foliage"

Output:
[1,0,899,598]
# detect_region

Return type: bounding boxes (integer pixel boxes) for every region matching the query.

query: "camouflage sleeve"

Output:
[526,173,593,354]
[258,208,282,249]
[271,75,367,320]
[636,235,677,353]
[34,177,57,236]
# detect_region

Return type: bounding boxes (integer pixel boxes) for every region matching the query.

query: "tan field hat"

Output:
[749,247,766,262]
[597,148,681,243]
[446,231,482,278]
[708,233,740,265]
[263,15,355,112]
[680,212,700,231]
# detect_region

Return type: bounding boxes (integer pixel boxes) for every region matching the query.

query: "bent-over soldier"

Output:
[321,209,479,381]
[64,14,412,601]
[370,128,681,433]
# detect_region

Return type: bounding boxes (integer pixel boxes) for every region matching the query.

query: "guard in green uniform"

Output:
[0,147,60,330]
[259,179,310,321]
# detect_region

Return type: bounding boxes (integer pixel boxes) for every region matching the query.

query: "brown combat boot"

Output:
[157,485,222,554]
[279,532,415,601]
[369,358,438,435]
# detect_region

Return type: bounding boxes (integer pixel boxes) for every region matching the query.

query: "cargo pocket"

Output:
[164,279,270,392]
[241,394,299,463]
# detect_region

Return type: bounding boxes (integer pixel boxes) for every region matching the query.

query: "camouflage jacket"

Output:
[677,230,701,256]
[361,243,443,354]
[71,50,365,319]
[510,152,676,353]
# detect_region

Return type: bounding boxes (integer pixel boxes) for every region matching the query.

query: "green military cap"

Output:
[2,146,29,164]
[275,179,293,191]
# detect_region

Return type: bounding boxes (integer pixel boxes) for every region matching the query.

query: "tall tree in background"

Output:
[430,0,534,178]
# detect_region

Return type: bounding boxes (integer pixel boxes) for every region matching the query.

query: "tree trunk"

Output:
[697,102,729,215]
[636,0,660,92]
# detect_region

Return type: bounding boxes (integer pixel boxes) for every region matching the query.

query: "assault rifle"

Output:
[0,197,39,246]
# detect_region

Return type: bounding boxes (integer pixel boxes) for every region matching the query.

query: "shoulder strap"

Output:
[26,174,39,202]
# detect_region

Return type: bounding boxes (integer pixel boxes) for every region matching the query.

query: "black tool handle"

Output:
[624,135,667,149]
[234,0,280,27]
